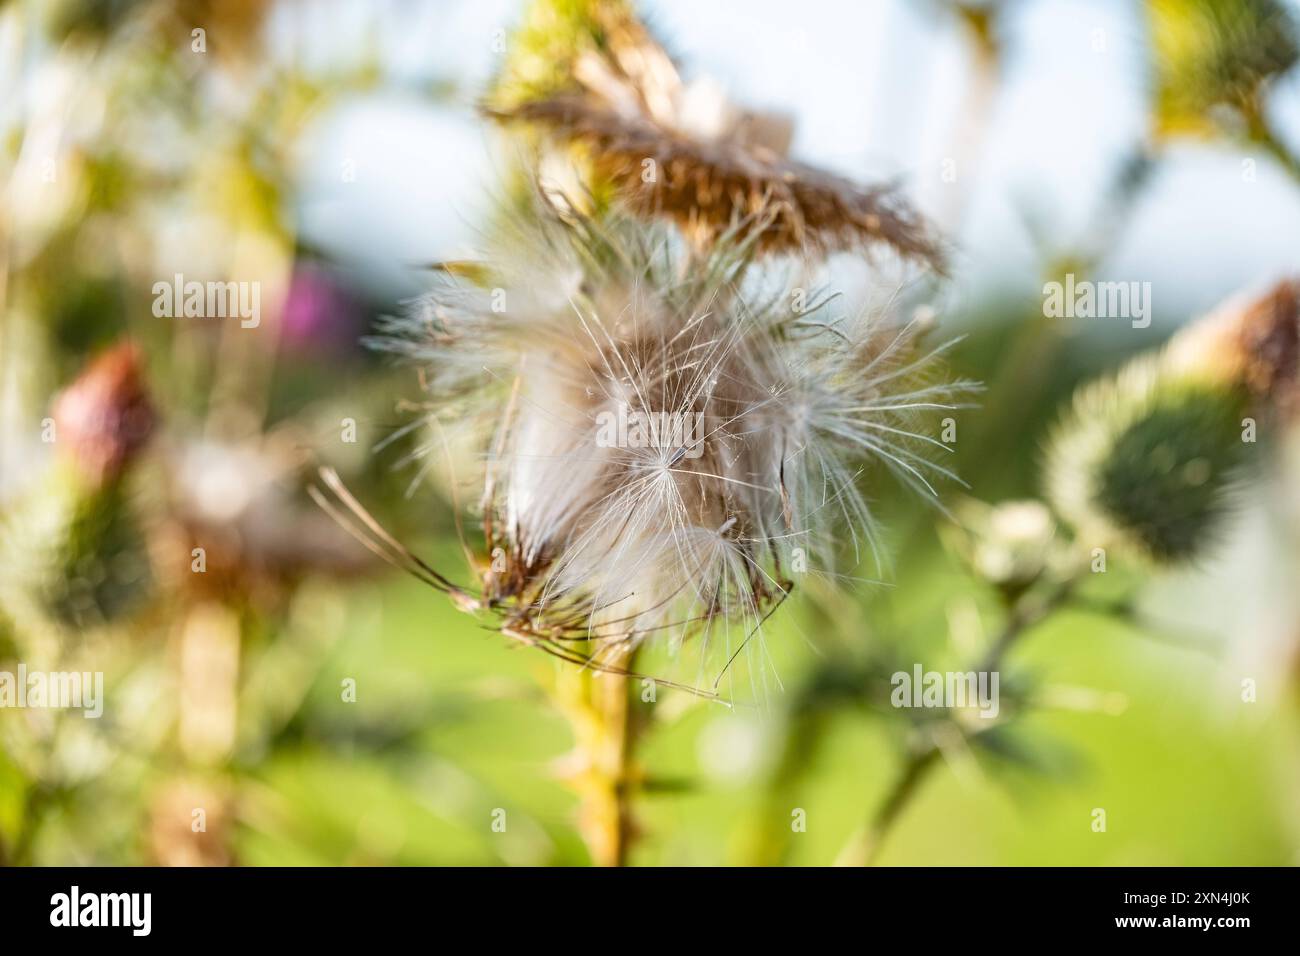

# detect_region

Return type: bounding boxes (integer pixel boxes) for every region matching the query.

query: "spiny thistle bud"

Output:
[3,344,157,632]
[364,202,969,693]
[1042,280,1300,563]
[1048,365,1246,563]
[1148,0,1299,138]
[32,478,155,630]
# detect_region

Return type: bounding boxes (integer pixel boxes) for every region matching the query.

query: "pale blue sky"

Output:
[288,0,1300,328]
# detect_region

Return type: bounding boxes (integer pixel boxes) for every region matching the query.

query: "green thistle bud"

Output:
[1046,280,1299,564]
[1046,359,1248,564]
[1148,0,1299,138]
[486,0,663,112]
[946,499,1058,603]
[33,477,154,629]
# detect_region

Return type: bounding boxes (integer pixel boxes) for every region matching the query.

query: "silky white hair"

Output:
[364,199,972,699]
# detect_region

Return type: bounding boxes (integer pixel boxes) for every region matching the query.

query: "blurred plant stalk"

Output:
[836,277,1300,865]
[835,572,1080,867]
[553,651,641,867]
[0,0,394,863]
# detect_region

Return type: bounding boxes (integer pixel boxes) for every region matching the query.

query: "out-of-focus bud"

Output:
[2,344,158,632]
[1046,359,1247,564]
[280,264,361,356]
[948,499,1057,602]
[1047,280,1300,564]
[51,343,156,489]
[1165,278,1300,415]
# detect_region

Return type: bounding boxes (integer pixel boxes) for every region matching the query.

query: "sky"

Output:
[287,0,1300,328]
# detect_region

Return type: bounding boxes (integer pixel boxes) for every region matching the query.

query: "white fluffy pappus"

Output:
[358,200,975,700]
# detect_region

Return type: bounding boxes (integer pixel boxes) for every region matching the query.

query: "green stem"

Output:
[10,782,57,866]
[838,574,1081,866]
[556,647,643,867]
[1245,109,1300,189]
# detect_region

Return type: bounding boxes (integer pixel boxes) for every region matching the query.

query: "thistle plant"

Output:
[1,344,157,641]
[366,207,964,676]
[1149,0,1300,184]
[0,0,395,865]
[349,202,968,864]
[0,0,1292,871]
[827,278,1299,866]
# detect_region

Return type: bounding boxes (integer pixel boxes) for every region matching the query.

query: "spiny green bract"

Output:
[1,466,153,637]
[1093,382,1247,561]
[1046,359,1249,563]
[39,479,152,628]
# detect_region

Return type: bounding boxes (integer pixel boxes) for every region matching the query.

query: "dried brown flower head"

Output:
[1165,277,1300,413]
[486,1,941,267]
[487,96,944,266]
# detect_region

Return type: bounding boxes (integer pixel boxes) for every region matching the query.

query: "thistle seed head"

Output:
[371,200,970,692]
[487,96,945,267]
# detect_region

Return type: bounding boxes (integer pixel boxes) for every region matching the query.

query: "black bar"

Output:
[0,867,1291,941]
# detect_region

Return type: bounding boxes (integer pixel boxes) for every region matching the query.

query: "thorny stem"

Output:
[837,574,1081,867]
[557,646,642,867]
[598,655,637,867]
